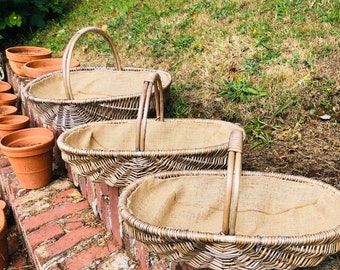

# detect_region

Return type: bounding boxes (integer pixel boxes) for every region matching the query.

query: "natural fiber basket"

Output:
[57,73,245,187]
[20,26,171,130]
[119,136,340,269]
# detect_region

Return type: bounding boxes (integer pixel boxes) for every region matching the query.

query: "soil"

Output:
[242,50,340,269]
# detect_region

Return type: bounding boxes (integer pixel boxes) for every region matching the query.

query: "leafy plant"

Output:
[245,117,275,147]
[245,101,293,147]
[167,84,189,118]
[218,77,268,102]
[0,0,67,39]
[172,35,195,49]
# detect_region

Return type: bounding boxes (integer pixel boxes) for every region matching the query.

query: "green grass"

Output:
[2,0,339,147]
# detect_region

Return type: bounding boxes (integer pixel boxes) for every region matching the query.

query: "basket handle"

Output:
[62,26,123,100]
[222,129,243,235]
[135,72,164,151]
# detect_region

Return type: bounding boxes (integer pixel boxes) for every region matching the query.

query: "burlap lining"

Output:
[63,120,241,151]
[128,175,340,236]
[28,70,161,99]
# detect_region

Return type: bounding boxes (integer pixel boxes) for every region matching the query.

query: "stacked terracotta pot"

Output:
[0,46,61,190]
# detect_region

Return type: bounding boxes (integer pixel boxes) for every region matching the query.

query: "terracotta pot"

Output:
[0,81,12,93]
[0,115,30,138]
[0,93,17,106]
[24,58,80,80]
[0,127,55,189]
[5,46,52,77]
[0,200,8,270]
[0,106,17,116]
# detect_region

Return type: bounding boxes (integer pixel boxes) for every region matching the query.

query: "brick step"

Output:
[0,165,130,269]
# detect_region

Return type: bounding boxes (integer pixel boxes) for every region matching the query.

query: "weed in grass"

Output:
[244,58,260,74]
[218,77,268,103]
[185,2,211,15]
[113,0,137,15]
[244,117,275,148]
[245,101,293,147]
[167,84,190,118]
[212,1,240,20]
[147,35,169,57]
[289,50,301,68]
[172,35,195,49]
[108,16,125,30]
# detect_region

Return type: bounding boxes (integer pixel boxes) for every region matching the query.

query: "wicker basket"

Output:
[20,26,171,130]
[118,136,340,269]
[57,73,245,187]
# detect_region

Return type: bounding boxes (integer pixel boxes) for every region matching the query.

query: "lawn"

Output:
[1,1,339,269]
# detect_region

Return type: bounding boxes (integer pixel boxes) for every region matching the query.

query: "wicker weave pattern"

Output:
[20,27,171,130]
[119,169,340,269]
[59,118,243,187]
[123,223,338,269]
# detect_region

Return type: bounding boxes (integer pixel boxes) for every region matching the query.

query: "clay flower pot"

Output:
[0,200,8,270]
[0,93,17,106]
[0,81,12,93]
[24,58,80,80]
[5,46,52,77]
[0,127,55,189]
[0,115,30,138]
[0,106,17,116]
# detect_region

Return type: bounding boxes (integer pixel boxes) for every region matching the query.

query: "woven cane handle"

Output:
[135,72,164,151]
[222,129,243,235]
[62,26,123,99]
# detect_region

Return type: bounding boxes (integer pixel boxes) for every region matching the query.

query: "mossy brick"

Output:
[64,241,118,269]
[51,188,82,205]
[22,200,89,231]
[64,214,84,231]
[27,223,64,250]
[34,227,103,265]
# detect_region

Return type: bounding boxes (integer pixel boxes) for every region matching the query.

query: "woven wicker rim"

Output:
[21,66,172,104]
[57,118,244,157]
[119,170,340,246]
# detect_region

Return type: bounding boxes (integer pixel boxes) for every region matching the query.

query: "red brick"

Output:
[51,188,81,205]
[93,183,123,250]
[135,240,149,270]
[64,214,83,231]
[77,174,87,198]
[1,165,14,179]
[1,168,29,204]
[28,223,64,250]
[64,241,117,269]
[0,154,10,168]
[96,183,110,230]
[108,186,122,248]
[86,178,96,212]
[35,227,103,263]
[23,200,89,231]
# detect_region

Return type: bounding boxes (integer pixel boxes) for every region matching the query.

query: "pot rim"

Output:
[0,127,54,156]
[0,115,30,130]
[0,105,18,115]
[5,46,52,63]
[0,81,11,92]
